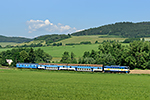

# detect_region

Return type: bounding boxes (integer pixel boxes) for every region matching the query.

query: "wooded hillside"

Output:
[71,22,150,38]
[0,35,33,43]
[34,34,71,44]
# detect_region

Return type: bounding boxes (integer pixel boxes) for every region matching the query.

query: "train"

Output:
[16,63,130,73]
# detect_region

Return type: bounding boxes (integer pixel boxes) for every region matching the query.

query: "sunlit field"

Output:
[0,42,18,47]
[36,44,99,57]
[0,69,149,100]
[55,35,126,44]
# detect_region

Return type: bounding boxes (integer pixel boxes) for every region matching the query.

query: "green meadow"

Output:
[0,48,12,52]
[36,44,99,58]
[0,68,149,100]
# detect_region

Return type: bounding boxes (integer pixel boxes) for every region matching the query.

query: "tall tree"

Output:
[71,52,77,63]
[60,51,70,63]
[20,50,29,63]
[28,48,36,63]
[83,51,90,58]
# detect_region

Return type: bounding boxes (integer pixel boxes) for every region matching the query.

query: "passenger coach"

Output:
[16,63,38,69]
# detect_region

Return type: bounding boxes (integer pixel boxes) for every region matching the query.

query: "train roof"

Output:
[105,65,129,68]
[38,63,103,67]
[16,63,38,65]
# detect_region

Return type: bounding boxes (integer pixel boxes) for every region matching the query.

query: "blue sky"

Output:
[0,0,150,38]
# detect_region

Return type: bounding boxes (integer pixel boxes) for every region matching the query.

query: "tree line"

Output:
[0,35,33,43]
[0,48,52,67]
[60,41,150,69]
[34,34,71,45]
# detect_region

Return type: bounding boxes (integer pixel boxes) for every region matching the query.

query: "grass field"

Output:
[0,68,150,100]
[0,42,18,47]
[55,35,126,44]
[16,40,46,46]
[0,48,12,52]
[14,35,126,46]
[36,44,99,58]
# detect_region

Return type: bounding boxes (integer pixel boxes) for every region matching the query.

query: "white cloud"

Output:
[26,19,77,34]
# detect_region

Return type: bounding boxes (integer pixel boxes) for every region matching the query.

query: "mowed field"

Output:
[0,42,18,47]
[0,68,150,100]
[55,35,126,44]
[35,44,100,61]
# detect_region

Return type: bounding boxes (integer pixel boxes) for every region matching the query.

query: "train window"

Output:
[98,67,99,69]
[63,66,65,68]
[70,66,72,68]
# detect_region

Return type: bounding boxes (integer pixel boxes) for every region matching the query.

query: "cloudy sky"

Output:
[0,0,150,38]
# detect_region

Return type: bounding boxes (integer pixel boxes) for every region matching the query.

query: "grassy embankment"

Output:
[0,68,149,100]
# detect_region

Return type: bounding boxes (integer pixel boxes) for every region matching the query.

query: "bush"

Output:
[80,41,91,44]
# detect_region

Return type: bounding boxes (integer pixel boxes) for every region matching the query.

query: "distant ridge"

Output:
[0,35,33,43]
[71,22,150,38]
[1,21,150,43]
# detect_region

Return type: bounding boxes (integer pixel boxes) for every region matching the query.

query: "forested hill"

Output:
[34,34,71,44]
[71,22,150,38]
[0,35,33,43]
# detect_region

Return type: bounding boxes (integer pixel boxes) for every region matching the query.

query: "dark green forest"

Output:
[0,48,52,66]
[72,22,150,38]
[0,35,33,43]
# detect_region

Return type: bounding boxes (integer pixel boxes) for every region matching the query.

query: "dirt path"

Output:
[130,70,150,74]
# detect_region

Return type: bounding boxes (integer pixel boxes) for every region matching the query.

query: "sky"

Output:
[0,0,150,38]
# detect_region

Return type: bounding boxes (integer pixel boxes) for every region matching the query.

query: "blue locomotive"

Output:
[16,63,130,73]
